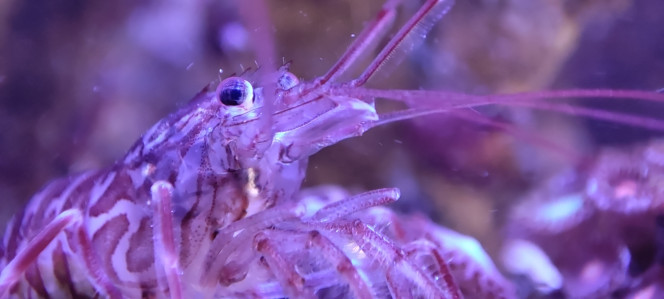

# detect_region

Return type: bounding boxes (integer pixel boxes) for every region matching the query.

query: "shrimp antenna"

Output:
[319,0,401,85]
[352,0,455,87]
[337,86,664,133]
[449,110,585,163]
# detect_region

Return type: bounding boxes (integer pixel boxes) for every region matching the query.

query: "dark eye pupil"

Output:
[217,77,253,106]
[220,85,246,106]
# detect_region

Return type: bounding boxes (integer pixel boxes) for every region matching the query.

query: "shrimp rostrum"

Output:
[2,0,664,298]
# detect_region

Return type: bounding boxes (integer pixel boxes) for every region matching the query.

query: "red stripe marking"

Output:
[52,243,82,297]
[24,264,48,298]
[91,214,130,283]
[126,217,154,273]
[89,170,135,217]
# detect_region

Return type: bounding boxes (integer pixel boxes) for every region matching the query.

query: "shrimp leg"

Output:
[0,210,82,296]
[74,216,124,299]
[310,187,400,222]
[304,230,374,299]
[318,220,461,299]
[150,181,184,299]
[254,231,317,298]
[207,188,401,295]
[402,240,462,299]
[253,228,375,299]
[0,209,121,298]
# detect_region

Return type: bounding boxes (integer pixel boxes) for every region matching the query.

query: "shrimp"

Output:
[1,0,664,298]
[0,0,466,297]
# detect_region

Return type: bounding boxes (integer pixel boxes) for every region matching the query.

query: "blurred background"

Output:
[1,0,664,292]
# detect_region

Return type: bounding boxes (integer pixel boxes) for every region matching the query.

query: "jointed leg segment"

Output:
[205,186,462,298]
[150,181,183,299]
[0,209,82,297]
[0,209,122,299]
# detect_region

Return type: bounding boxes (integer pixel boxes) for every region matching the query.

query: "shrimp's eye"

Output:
[218,77,253,106]
[278,72,299,90]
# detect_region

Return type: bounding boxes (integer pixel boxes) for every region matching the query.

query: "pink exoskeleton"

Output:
[2,0,664,298]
